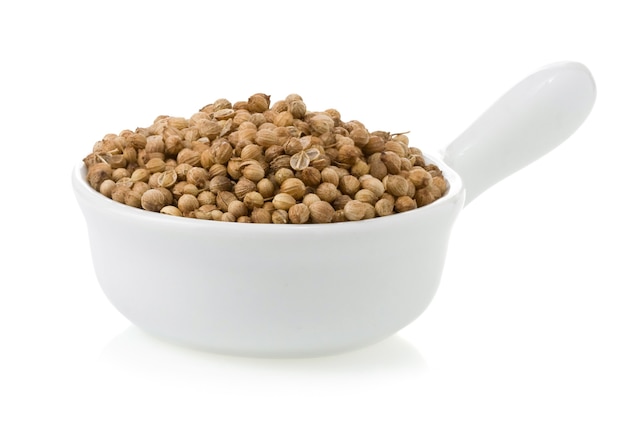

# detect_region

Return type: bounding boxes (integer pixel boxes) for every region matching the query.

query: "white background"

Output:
[1,1,624,420]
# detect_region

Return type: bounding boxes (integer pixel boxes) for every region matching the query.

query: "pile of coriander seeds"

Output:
[83,93,447,224]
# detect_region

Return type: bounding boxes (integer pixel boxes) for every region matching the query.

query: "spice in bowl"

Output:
[82,93,447,223]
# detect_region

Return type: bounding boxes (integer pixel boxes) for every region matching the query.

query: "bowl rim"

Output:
[72,152,464,232]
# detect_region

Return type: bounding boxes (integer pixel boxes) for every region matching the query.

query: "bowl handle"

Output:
[442,61,596,206]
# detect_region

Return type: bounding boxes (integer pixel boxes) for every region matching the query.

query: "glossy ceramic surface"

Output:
[73,62,596,357]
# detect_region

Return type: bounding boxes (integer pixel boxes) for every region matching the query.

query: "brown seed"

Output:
[354,189,378,205]
[415,186,437,207]
[380,151,402,175]
[271,209,289,224]
[287,100,307,119]
[300,166,321,187]
[309,113,335,134]
[164,135,184,156]
[130,168,151,183]
[347,128,368,148]
[394,196,417,213]
[175,163,193,180]
[337,144,362,165]
[257,178,276,198]
[221,212,237,222]
[333,194,351,210]
[255,128,279,148]
[432,176,447,196]
[240,143,263,161]
[338,175,361,196]
[302,193,321,207]
[87,163,112,190]
[177,148,201,166]
[308,201,334,224]
[363,135,385,155]
[209,175,233,194]
[228,200,248,218]
[243,191,264,209]
[198,191,216,206]
[288,203,310,224]
[316,182,339,203]
[384,140,408,158]
[213,141,233,164]
[407,167,432,189]
[111,185,130,204]
[248,93,271,113]
[369,158,388,180]
[274,111,294,127]
[385,175,410,197]
[251,207,272,224]
[360,175,385,198]
[216,191,237,212]
[99,179,116,198]
[280,177,306,200]
[343,200,368,221]
[178,194,200,214]
[141,188,168,212]
[350,160,370,178]
[160,205,183,217]
[320,167,340,186]
[157,169,178,189]
[272,193,296,211]
[233,178,257,199]
[240,160,266,182]
[186,167,208,188]
[375,198,394,217]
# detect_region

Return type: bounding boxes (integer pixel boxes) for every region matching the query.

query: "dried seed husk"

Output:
[160,205,183,217]
[157,169,178,189]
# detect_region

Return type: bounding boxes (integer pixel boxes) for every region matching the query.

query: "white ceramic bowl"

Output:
[73,62,595,357]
